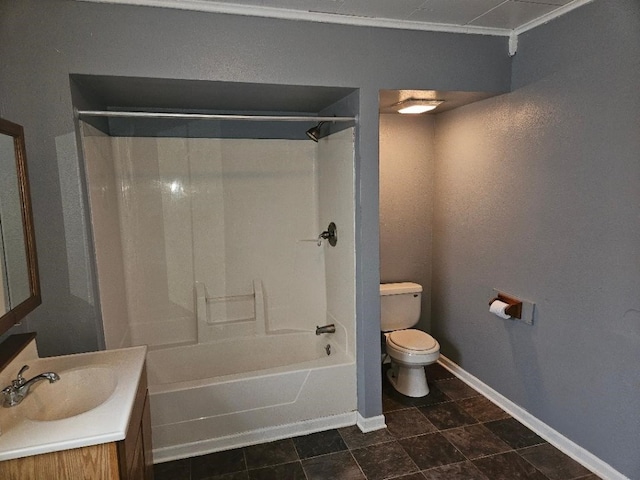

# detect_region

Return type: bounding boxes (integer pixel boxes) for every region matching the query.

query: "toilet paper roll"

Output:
[490,300,512,319]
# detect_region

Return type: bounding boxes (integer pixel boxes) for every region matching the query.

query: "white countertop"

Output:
[0,344,147,461]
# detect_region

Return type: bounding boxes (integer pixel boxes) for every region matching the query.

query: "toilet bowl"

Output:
[380,282,440,398]
[385,329,440,397]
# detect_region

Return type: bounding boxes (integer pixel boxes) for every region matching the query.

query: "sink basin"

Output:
[21,366,117,421]
[0,345,147,462]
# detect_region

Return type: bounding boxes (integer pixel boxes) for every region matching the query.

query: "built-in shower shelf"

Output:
[205,294,256,323]
[196,280,268,342]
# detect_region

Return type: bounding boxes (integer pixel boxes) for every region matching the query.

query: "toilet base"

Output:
[386,363,430,398]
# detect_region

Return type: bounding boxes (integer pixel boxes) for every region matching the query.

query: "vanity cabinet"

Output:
[117,364,154,480]
[0,366,153,480]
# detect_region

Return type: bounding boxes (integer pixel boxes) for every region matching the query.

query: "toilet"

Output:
[381,282,440,397]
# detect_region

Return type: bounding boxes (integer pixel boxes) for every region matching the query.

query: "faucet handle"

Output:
[317,222,338,247]
[14,365,29,386]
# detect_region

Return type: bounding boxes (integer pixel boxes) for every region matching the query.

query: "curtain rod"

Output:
[75,109,356,122]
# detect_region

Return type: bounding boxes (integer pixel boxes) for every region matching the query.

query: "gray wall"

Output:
[0,0,510,419]
[2,0,636,474]
[379,114,435,332]
[432,0,640,477]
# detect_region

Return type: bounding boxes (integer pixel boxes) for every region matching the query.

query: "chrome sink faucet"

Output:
[2,365,60,407]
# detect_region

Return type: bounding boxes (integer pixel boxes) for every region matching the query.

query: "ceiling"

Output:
[80,0,593,36]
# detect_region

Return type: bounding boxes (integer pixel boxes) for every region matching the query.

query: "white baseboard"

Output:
[153,412,357,464]
[356,413,387,433]
[438,355,629,480]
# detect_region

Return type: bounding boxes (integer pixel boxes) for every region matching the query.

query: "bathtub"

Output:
[147,331,357,463]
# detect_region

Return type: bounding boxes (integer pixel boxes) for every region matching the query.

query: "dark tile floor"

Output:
[154,364,601,480]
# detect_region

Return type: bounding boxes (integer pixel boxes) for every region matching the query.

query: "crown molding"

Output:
[76,0,511,37]
[514,0,595,36]
[76,0,595,49]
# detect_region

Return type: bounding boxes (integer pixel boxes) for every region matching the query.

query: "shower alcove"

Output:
[73,75,359,462]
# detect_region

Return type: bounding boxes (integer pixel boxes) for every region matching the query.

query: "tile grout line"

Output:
[337,428,367,480]
[419,459,491,480]
[347,449,369,480]
[241,448,248,477]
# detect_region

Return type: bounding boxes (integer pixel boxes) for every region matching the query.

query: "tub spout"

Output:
[316,324,336,335]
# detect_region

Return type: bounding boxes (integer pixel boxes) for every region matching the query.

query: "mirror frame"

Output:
[0,118,40,335]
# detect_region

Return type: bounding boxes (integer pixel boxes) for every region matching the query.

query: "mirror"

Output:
[0,118,40,335]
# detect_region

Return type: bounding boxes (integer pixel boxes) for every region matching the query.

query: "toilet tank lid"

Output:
[380,282,422,296]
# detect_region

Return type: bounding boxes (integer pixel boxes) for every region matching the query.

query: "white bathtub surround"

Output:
[318,128,356,359]
[83,131,356,349]
[128,315,196,348]
[191,138,325,336]
[438,355,630,480]
[81,124,358,463]
[147,332,356,463]
[80,124,130,350]
[323,313,349,356]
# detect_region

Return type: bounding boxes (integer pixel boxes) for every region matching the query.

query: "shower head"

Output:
[305,121,326,142]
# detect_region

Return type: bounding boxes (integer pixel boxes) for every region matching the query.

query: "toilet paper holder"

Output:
[489,293,522,319]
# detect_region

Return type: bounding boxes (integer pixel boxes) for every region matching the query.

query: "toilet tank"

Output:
[380,282,422,332]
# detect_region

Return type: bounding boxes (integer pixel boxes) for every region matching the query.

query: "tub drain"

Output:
[325,344,331,356]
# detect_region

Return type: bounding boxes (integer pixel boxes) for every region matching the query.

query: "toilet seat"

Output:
[387,329,438,354]
[385,328,440,397]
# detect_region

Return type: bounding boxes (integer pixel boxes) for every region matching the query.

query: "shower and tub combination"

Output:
[78,108,357,462]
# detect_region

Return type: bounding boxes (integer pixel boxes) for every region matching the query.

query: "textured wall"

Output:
[0,0,509,419]
[432,0,640,476]
[379,114,435,332]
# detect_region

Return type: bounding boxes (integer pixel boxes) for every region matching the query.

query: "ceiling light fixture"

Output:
[395,99,443,114]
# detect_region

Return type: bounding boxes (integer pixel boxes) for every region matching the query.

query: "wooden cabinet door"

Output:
[0,442,120,480]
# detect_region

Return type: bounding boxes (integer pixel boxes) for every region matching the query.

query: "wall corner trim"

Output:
[508,31,518,57]
[438,355,630,480]
[356,413,387,433]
